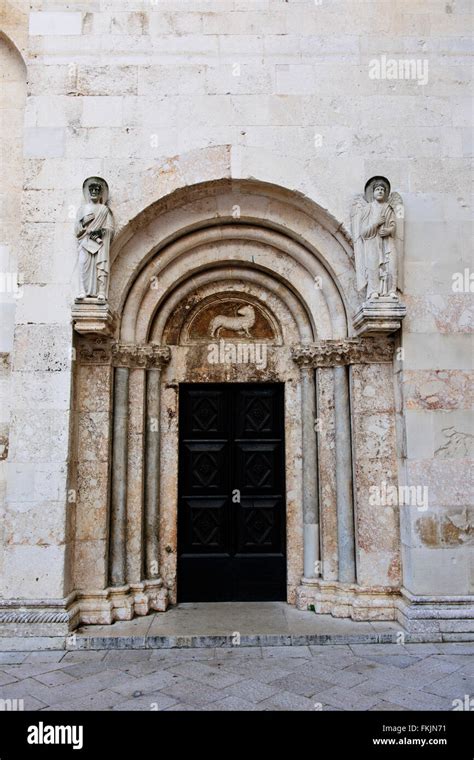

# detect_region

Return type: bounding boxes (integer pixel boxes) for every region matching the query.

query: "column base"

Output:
[296,579,400,621]
[75,580,169,626]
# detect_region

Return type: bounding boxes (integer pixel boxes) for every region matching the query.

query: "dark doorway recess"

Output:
[177,383,286,602]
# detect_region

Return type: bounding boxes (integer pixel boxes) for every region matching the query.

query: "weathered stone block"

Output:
[2,544,67,598]
[24,128,65,158]
[12,325,72,373]
[29,11,83,37]
[82,96,123,128]
[77,65,138,96]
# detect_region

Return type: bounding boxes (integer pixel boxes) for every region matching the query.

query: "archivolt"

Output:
[111,179,357,343]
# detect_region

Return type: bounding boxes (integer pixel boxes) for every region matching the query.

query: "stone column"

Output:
[334,365,356,583]
[143,347,171,578]
[315,367,338,580]
[126,367,146,584]
[293,357,320,579]
[109,344,171,588]
[109,365,129,587]
[292,338,395,593]
[145,368,160,578]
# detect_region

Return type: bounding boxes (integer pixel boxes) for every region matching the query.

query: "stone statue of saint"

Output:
[75,177,114,301]
[351,177,403,302]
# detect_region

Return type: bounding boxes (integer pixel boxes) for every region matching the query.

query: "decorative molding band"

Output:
[291,338,395,368]
[112,344,172,369]
[0,594,79,635]
[0,611,69,624]
[77,341,172,368]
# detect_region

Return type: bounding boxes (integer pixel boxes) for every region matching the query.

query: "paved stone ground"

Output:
[0,643,472,711]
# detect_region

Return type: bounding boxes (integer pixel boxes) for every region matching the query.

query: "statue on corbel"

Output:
[351,176,406,336]
[75,176,114,301]
[72,177,117,337]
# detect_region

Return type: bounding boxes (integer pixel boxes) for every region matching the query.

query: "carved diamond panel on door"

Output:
[237,387,280,437]
[178,383,286,602]
[191,397,218,432]
[188,500,226,549]
[184,389,226,437]
[244,397,271,432]
[239,499,280,549]
[183,443,226,491]
[238,444,281,491]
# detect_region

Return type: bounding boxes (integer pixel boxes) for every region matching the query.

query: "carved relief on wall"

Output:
[209,304,255,338]
[163,293,281,345]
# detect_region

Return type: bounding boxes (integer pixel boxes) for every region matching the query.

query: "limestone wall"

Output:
[0,0,471,606]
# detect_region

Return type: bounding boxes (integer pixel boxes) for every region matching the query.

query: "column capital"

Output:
[291,337,394,368]
[112,344,171,369]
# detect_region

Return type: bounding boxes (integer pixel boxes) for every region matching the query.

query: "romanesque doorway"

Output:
[177,383,286,602]
[69,177,402,626]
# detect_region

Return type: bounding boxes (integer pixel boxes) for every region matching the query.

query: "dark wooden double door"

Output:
[178,383,286,602]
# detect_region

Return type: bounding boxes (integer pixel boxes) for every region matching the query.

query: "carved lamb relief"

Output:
[209,304,255,338]
[163,295,279,345]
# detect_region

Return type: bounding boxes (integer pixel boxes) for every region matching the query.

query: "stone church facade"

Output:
[0,0,472,642]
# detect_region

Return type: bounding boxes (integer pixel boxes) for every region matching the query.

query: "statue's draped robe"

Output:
[75,202,114,297]
[358,200,396,296]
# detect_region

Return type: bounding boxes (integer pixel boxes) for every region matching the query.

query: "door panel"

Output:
[236,442,282,493]
[182,442,228,492]
[177,383,286,602]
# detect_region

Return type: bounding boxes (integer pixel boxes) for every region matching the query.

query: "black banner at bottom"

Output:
[0,710,471,757]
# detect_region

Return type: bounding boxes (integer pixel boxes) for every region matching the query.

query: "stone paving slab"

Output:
[0,642,470,712]
[217,677,282,704]
[161,678,230,706]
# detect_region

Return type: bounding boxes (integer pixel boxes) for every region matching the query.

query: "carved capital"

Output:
[292,338,394,368]
[112,344,171,369]
[76,336,113,365]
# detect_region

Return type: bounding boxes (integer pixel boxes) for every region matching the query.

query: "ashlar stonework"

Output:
[0,0,472,644]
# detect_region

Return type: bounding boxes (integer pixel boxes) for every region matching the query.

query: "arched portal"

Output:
[71,179,401,624]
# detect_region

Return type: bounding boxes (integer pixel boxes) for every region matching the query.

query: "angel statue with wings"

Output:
[75,177,114,301]
[351,177,403,302]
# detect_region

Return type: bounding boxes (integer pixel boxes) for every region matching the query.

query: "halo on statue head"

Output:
[364,175,391,202]
[83,176,109,204]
